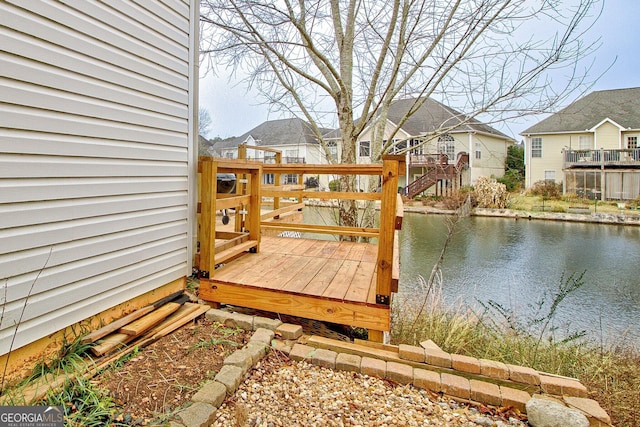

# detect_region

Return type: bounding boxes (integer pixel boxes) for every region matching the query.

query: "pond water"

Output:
[398,214,640,343]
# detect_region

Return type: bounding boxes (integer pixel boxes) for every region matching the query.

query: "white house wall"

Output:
[0,0,197,354]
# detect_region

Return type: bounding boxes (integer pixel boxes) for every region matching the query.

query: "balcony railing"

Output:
[564,148,640,168]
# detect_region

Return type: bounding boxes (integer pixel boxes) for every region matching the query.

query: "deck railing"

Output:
[197,155,405,336]
[563,148,640,168]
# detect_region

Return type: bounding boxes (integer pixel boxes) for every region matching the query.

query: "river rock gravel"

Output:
[211,353,528,427]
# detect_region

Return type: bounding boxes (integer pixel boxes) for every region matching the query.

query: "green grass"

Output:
[391,275,640,427]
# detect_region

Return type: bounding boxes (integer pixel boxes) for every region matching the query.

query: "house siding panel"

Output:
[594,122,621,149]
[0,1,196,354]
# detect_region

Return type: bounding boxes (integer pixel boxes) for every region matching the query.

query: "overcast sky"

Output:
[198,1,640,141]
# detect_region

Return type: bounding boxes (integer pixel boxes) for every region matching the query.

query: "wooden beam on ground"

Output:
[119,302,182,336]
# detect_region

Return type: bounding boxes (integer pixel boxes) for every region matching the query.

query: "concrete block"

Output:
[214,365,243,393]
[220,312,253,330]
[360,356,386,378]
[205,308,231,324]
[499,386,530,413]
[249,328,275,345]
[413,368,441,393]
[223,348,253,375]
[271,339,293,355]
[398,344,426,363]
[563,396,611,426]
[176,402,216,427]
[191,381,227,408]
[441,373,470,399]
[507,364,540,385]
[312,348,337,369]
[335,353,361,373]
[540,374,588,398]
[245,341,268,364]
[276,323,303,340]
[479,358,510,380]
[386,361,413,385]
[253,316,282,331]
[425,348,452,368]
[420,339,442,351]
[451,354,481,374]
[289,344,315,362]
[469,379,501,406]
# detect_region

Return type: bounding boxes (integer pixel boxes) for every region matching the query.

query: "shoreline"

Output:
[404,205,640,226]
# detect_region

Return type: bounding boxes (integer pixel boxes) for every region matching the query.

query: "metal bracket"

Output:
[376,294,390,305]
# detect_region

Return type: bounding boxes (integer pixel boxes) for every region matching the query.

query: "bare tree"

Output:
[200,0,602,230]
[201,0,601,158]
[199,108,212,137]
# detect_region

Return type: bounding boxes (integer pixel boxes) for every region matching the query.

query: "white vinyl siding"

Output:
[0,1,196,354]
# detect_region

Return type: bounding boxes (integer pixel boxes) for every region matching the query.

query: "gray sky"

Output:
[198,0,639,141]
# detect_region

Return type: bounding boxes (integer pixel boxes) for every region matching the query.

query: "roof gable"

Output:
[522,87,640,135]
[386,97,512,139]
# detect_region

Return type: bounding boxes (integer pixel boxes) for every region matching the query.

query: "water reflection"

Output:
[400,214,640,343]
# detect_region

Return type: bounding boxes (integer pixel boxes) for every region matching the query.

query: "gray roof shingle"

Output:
[522,87,640,134]
[213,118,332,149]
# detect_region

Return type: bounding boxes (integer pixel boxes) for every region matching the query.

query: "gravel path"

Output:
[211,354,528,427]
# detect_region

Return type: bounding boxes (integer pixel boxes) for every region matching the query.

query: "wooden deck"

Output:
[199,235,391,332]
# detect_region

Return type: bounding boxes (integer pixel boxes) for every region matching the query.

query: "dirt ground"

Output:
[93,316,250,425]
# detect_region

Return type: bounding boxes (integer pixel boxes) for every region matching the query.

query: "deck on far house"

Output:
[196,151,404,341]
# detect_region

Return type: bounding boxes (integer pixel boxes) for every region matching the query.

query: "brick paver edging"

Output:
[169,308,611,427]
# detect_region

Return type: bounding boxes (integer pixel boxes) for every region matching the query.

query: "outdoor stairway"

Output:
[405,153,469,198]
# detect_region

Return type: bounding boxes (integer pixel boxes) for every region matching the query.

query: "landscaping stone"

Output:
[526,395,589,427]
[360,356,386,378]
[191,381,227,407]
[245,341,268,364]
[385,361,413,385]
[276,323,303,340]
[398,343,425,363]
[563,396,611,426]
[540,374,588,397]
[413,368,441,393]
[271,339,293,355]
[451,353,481,374]
[214,365,243,393]
[253,316,282,331]
[420,339,443,351]
[223,348,253,375]
[289,344,315,362]
[441,373,470,399]
[479,358,510,380]
[335,353,361,373]
[249,328,275,345]
[499,386,531,413]
[204,308,231,324]
[312,348,337,369]
[425,347,452,368]
[219,312,253,330]
[470,379,501,406]
[176,402,217,427]
[507,364,540,385]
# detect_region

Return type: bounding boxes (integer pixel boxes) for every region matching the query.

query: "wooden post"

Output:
[274,152,282,211]
[248,165,262,249]
[199,159,217,279]
[375,155,401,305]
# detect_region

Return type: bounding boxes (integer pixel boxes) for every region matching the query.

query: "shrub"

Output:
[473,177,508,208]
[529,180,563,199]
[443,187,476,210]
[328,179,341,192]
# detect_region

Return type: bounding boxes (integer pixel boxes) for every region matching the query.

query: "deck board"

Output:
[201,236,391,332]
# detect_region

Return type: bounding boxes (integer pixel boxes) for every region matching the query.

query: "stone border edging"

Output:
[169,308,611,427]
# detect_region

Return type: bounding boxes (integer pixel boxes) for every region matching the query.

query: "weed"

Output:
[189,337,240,352]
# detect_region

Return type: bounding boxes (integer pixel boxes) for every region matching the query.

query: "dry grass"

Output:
[508,193,634,214]
[391,280,640,427]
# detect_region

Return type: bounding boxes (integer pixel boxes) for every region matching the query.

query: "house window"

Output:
[263,173,274,185]
[285,149,299,163]
[544,170,556,181]
[390,140,407,154]
[579,135,592,149]
[627,136,638,149]
[475,142,481,160]
[531,137,542,158]
[225,151,234,159]
[359,140,370,157]
[284,174,298,185]
[409,139,422,155]
[326,141,338,162]
[437,134,455,160]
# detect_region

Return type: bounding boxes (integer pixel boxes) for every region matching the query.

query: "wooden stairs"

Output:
[405,153,469,198]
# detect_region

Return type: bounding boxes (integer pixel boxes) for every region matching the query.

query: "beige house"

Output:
[522,88,640,200]
[355,97,515,196]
